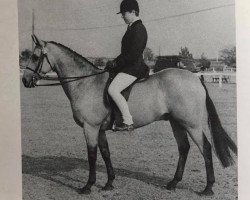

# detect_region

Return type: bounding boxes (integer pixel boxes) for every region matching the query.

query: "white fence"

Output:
[197,72,236,87]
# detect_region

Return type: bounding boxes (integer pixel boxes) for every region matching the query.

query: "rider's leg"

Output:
[108,72,137,125]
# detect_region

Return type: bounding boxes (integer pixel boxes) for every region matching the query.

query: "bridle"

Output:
[25,44,107,86]
[25,46,47,75]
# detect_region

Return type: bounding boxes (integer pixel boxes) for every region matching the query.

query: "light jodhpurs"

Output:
[108,72,137,125]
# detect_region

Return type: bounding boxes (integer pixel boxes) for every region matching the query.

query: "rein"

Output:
[36,70,108,87]
[25,45,108,87]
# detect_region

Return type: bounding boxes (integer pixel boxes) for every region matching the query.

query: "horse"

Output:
[22,34,237,196]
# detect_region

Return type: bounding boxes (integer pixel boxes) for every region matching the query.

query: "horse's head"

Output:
[22,34,54,88]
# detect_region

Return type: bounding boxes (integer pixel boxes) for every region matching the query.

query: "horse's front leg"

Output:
[79,122,99,194]
[98,130,115,190]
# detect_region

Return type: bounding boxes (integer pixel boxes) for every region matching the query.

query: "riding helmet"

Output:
[117,0,139,14]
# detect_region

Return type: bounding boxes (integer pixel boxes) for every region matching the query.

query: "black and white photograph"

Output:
[8,0,240,199]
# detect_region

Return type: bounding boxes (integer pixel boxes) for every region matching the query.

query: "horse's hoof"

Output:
[197,189,214,196]
[78,187,91,195]
[166,180,177,190]
[102,184,114,191]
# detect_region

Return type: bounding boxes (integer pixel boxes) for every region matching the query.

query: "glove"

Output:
[105,60,117,70]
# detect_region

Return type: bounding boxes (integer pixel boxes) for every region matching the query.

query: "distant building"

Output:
[209,60,226,71]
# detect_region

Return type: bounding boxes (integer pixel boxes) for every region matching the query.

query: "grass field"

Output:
[21,82,237,200]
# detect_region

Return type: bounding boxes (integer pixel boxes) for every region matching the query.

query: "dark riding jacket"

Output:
[115,20,149,78]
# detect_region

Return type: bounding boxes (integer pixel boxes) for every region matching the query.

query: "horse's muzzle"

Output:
[22,76,36,88]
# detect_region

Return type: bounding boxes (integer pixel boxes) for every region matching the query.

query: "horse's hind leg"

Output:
[199,132,215,196]
[167,119,190,190]
[98,130,115,190]
[186,126,215,196]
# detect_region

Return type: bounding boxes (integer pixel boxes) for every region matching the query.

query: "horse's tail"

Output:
[201,80,237,168]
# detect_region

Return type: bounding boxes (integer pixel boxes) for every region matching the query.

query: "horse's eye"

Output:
[31,54,39,62]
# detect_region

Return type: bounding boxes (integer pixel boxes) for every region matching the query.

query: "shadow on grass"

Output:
[22,155,171,191]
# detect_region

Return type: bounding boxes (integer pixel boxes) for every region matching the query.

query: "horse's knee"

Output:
[85,133,99,148]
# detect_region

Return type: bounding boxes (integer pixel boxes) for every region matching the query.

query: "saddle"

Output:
[104,69,150,130]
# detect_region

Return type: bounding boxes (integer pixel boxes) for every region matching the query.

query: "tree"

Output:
[179,47,193,59]
[199,53,211,70]
[94,58,105,67]
[219,46,236,67]
[143,47,154,61]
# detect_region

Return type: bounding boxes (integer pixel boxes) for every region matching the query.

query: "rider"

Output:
[106,0,149,131]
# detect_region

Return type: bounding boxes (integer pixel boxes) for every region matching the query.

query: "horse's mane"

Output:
[48,41,100,70]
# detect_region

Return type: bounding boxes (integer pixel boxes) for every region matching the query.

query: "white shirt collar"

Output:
[129,17,140,27]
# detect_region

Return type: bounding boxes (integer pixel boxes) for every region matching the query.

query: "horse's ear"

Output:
[32,34,45,47]
[31,34,37,45]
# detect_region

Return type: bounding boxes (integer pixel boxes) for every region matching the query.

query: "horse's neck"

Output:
[49,45,107,101]
[52,52,100,79]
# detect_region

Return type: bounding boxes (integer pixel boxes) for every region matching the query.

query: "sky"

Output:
[18,0,236,59]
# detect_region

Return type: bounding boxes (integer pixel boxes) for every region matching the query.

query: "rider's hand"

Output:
[105,60,117,70]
